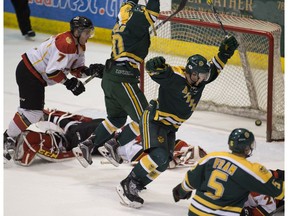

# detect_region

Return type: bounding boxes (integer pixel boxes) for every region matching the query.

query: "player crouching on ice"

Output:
[8,109,207,167]
[172,128,284,216]
[3,16,105,162]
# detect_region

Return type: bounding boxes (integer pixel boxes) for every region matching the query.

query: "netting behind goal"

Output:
[140,10,284,142]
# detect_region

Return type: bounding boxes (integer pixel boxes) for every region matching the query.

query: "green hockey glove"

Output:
[218,35,239,64]
[172,183,192,202]
[145,56,166,72]
[84,64,105,78]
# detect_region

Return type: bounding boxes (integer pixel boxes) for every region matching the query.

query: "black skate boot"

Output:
[98,138,123,167]
[116,174,144,208]
[3,131,16,162]
[72,134,95,168]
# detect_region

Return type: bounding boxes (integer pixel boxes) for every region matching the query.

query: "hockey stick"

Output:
[83,73,98,85]
[154,0,188,32]
[84,0,187,84]
[100,160,138,166]
[144,0,157,36]
[207,0,228,37]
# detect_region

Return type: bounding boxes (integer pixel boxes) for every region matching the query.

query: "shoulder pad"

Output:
[55,31,77,54]
[171,66,186,78]
[119,3,133,24]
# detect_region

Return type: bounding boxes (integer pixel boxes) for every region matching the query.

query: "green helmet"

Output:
[228,128,255,157]
[185,54,210,81]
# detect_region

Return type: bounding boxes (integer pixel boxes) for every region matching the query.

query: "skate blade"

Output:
[116,185,142,209]
[98,146,119,167]
[72,147,89,168]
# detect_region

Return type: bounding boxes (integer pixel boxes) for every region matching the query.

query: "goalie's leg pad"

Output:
[14,131,41,166]
[14,128,75,166]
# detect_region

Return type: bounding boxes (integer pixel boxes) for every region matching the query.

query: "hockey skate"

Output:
[3,131,16,162]
[24,30,36,41]
[116,174,144,209]
[98,138,123,167]
[72,134,95,168]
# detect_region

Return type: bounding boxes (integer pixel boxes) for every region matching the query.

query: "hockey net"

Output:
[140,10,284,142]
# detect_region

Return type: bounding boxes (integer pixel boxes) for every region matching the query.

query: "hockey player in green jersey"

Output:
[113,35,239,208]
[72,0,160,167]
[172,128,284,216]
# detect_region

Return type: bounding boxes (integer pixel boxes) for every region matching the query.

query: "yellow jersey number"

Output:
[112,25,126,57]
[204,170,228,200]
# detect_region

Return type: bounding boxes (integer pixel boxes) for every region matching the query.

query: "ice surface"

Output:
[3,28,284,216]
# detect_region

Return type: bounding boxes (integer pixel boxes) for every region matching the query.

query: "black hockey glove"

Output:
[146,56,166,72]
[172,183,192,202]
[218,35,239,64]
[64,77,85,96]
[83,63,105,78]
[271,169,284,181]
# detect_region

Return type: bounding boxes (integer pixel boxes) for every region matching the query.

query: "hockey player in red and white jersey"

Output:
[241,169,284,216]
[4,16,105,161]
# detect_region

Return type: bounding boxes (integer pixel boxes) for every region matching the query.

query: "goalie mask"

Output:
[186,54,211,84]
[228,128,255,158]
[70,16,95,39]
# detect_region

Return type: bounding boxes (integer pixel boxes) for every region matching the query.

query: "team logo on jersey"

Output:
[66,37,72,44]
[259,165,269,174]
[158,136,164,143]
[244,132,250,138]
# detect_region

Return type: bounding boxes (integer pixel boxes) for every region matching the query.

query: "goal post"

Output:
[140,10,284,142]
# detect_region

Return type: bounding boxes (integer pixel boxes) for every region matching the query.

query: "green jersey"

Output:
[148,64,218,132]
[181,152,284,215]
[111,0,160,66]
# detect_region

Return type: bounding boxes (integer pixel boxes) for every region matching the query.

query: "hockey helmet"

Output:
[70,16,94,38]
[186,54,211,82]
[228,128,255,157]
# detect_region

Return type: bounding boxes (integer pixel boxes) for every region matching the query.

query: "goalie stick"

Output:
[207,0,228,37]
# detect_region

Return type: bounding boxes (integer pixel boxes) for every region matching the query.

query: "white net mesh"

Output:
[142,10,284,141]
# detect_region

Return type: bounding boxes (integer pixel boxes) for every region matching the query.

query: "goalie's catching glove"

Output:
[83,63,105,78]
[217,35,239,64]
[64,77,85,96]
[169,140,207,169]
[145,56,166,72]
[172,183,192,202]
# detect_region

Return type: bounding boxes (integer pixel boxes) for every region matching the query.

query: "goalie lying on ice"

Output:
[11,109,207,167]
